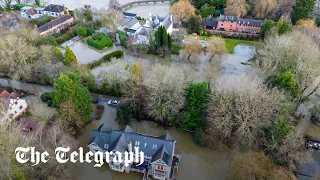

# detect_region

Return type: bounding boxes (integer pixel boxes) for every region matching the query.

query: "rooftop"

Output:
[43,4,65,13]
[37,15,73,33]
[88,124,176,166]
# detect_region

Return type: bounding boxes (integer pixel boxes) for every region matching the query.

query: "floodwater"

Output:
[0,44,254,180]
[48,0,170,18]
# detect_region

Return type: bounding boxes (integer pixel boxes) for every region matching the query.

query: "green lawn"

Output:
[225,38,260,53]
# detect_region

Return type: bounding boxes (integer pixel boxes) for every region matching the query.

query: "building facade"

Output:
[21,4,68,20]
[88,124,179,180]
[204,15,264,34]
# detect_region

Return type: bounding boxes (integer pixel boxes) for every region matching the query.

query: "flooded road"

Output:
[0,44,254,180]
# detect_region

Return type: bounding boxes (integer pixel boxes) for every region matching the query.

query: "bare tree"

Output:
[171,28,187,45]
[183,41,202,62]
[253,0,277,19]
[170,0,196,23]
[206,37,227,63]
[228,151,292,180]
[108,0,121,11]
[206,75,287,147]
[253,30,320,105]
[99,10,123,32]
[224,0,249,17]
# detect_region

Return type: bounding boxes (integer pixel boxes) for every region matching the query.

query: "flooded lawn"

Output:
[126,3,170,18]
[67,41,120,65]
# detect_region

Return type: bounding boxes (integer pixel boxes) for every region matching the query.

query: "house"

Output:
[37,15,74,36]
[204,15,264,34]
[144,13,173,35]
[43,4,68,17]
[118,16,141,36]
[88,124,179,180]
[20,6,44,19]
[0,90,28,124]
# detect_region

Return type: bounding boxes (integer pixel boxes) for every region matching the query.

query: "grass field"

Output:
[224,38,260,53]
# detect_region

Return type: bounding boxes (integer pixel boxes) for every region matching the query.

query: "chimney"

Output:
[128,140,132,152]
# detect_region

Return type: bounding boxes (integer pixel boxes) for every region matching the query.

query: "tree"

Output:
[0,0,12,9]
[171,28,187,45]
[64,46,77,65]
[116,104,132,125]
[170,0,196,23]
[183,41,202,62]
[276,16,292,35]
[57,100,83,132]
[34,0,40,6]
[53,72,93,121]
[99,10,123,32]
[155,26,172,49]
[228,151,292,180]
[292,0,316,24]
[184,15,202,33]
[266,71,298,96]
[206,36,227,62]
[260,19,275,39]
[54,47,64,61]
[108,0,120,11]
[180,81,211,131]
[224,0,249,17]
[206,75,287,147]
[296,18,317,29]
[253,30,320,105]
[146,64,192,124]
[253,0,277,19]
[76,27,87,37]
[200,6,216,18]
[128,44,149,59]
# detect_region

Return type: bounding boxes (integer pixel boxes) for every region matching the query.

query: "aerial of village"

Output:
[0,0,320,179]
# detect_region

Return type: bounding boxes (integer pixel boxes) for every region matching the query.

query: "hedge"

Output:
[118,30,128,48]
[87,33,113,50]
[14,4,29,10]
[55,29,77,44]
[87,50,123,69]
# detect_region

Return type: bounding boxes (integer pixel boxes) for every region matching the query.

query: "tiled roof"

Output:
[88,123,176,166]
[120,17,139,28]
[43,4,65,13]
[162,15,172,30]
[27,8,36,15]
[203,18,218,28]
[37,15,73,33]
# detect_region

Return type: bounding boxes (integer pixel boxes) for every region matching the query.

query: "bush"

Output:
[116,104,132,125]
[86,27,95,36]
[87,33,113,50]
[30,15,52,27]
[36,36,58,46]
[118,30,128,48]
[47,100,53,107]
[40,92,54,102]
[55,29,77,44]
[76,27,87,37]
[13,4,28,10]
[193,127,204,146]
[3,86,13,93]
[87,50,123,69]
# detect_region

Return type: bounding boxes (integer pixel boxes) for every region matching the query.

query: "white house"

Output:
[0,91,28,124]
[21,6,39,19]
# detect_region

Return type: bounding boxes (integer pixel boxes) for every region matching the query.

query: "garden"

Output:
[86,32,113,50]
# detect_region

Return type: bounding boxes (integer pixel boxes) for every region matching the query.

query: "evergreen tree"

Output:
[155,26,172,50]
[64,46,77,65]
[292,0,315,24]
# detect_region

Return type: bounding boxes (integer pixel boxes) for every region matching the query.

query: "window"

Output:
[19,105,23,110]
[156,165,164,171]
[221,24,223,26]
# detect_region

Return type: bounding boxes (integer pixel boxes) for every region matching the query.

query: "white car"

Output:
[107,100,120,106]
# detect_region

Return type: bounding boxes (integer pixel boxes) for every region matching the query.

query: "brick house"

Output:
[37,15,74,36]
[204,15,264,34]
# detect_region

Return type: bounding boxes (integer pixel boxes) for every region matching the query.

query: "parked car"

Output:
[306,141,320,150]
[107,100,120,106]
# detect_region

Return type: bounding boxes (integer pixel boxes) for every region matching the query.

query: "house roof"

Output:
[238,19,263,26]
[218,15,238,22]
[299,160,320,177]
[123,12,137,17]
[162,15,172,30]
[0,90,15,98]
[43,4,65,13]
[88,123,176,166]
[203,18,218,28]
[21,6,32,11]
[120,17,139,29]
[37,15,73,33]
[27,8,36,15]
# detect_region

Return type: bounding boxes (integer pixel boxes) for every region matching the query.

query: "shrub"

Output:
[40,92,54,102]
[118,30,128,48]
[87,50,123,69]
[193,127,204,146]
[76,27,87,37]
[87,32,113,50]
[95,104,105,120]
[13,4,28,10]
[36,36,58,46]
[3,86,13,93]
[55,29,77,44]
[30,15,52,26]
[85,27,95,36]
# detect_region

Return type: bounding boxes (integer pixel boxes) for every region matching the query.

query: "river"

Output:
[0,44,254,180]
[47,0,170,18]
